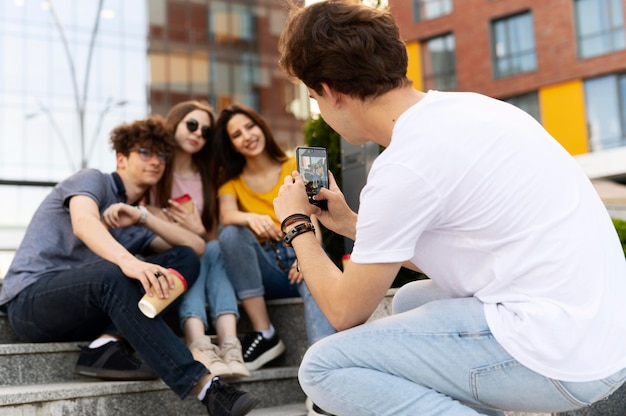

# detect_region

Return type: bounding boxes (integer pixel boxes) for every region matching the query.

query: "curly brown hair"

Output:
[109,115,175,157]
[279,0,412,99]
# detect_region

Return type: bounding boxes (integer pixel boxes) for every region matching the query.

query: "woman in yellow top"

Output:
[213,104,335,371]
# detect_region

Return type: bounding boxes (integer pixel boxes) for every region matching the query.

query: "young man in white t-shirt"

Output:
[273,1,626,415]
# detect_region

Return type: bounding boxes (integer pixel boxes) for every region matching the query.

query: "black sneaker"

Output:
[241,331,286,371]
[202,377,260,416]
[74,340,158,380]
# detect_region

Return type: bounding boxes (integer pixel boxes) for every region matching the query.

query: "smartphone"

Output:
[171,194,194,212]
[296,146,329,210]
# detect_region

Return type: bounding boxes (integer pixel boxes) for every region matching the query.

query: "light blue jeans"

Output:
[178,240,239,331]
[299,279,626,415]
[218,225,335,345]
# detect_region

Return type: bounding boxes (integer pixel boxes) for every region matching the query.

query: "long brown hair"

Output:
[212,104,288,187]
[151,100,218,233]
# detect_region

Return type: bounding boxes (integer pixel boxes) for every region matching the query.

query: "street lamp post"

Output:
[45,0,105,169]
[87,98,128,162]
[26,98,127,172]
[25,102,76,170]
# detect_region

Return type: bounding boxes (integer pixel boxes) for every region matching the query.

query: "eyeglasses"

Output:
[133,147,169,164]
[185,118,212,140]
[269,240,288,272]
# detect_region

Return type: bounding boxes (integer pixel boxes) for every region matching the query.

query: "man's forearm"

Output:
[143,210,205,255]
[74,215,138,266]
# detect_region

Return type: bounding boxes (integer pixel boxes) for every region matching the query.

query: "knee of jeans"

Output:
[218,225,245,245]
[169,245,200,269]
[392,280,445,314]
[298,347,318,391]
[391,282,416,314]
[171,244,197,259]
[202,240,221,263]
[298,336,332,385]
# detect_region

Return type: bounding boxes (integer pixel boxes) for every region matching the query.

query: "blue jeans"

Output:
[178,240,239,331]
[219,225,335,345]
[6,246,208,399]
[299,280,626,415]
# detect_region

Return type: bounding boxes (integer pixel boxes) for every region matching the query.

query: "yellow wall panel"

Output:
[539,80,589,155]
[406,41,423,92]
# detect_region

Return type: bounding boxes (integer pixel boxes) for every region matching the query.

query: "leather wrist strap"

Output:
[283,222,315,246]
[281,213,311,233]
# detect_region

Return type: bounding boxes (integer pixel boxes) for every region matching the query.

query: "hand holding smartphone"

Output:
[171,194,194,212]
[296,146,329,210]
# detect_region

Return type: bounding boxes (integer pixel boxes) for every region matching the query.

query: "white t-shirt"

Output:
[351,90,626,382]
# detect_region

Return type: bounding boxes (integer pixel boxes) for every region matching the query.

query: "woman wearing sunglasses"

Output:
[149,100,249,378]
[212,104,335,372]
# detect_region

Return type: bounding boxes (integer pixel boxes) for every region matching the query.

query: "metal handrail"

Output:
[0,179,57,187]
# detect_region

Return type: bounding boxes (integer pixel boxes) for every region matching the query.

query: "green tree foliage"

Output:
[612,218,626,257]
[303,116,344,267]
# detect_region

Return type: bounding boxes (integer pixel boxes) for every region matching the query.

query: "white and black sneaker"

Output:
[241,331,286,371]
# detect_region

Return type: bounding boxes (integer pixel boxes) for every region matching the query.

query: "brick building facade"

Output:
[389,0,626,180]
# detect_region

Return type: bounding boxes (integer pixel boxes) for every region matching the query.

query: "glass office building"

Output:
[0,0,308,269]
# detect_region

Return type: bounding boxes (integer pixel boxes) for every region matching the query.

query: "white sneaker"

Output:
[189,335,231,377]
[220,339,250,378]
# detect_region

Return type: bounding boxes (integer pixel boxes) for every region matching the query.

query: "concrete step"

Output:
[2,287,603,416]
[0,367,304,414]
[0,290,395,414]
[0,342,83,385]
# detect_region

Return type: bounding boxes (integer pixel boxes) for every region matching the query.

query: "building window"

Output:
[584,74,626,151]
[209,2,256,44]
[421,33,456,91]
[574,0,625,59]
[504,92,541,123]
[491,12,537,78]
[412,0,453,22]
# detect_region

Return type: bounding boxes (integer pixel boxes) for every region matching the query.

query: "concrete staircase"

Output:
[1,286,624,415]
[0,289,396,415]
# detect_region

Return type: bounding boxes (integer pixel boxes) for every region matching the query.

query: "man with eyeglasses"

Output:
[0,115,260,416]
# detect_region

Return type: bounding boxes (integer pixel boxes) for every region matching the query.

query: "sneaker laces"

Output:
[209,378,245,407]
[191,340,224,366]
[118,341,142,366]
[221,342,244,363]
[92,340,142,369]
[242,332,263,359]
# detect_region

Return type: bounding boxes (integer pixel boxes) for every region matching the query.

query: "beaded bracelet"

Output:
[283,222,315,246]
[280,213,311,233]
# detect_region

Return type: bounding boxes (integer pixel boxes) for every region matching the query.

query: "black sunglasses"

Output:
[185,118,212,140]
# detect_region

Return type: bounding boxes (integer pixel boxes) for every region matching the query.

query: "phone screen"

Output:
[296,146,329,209]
